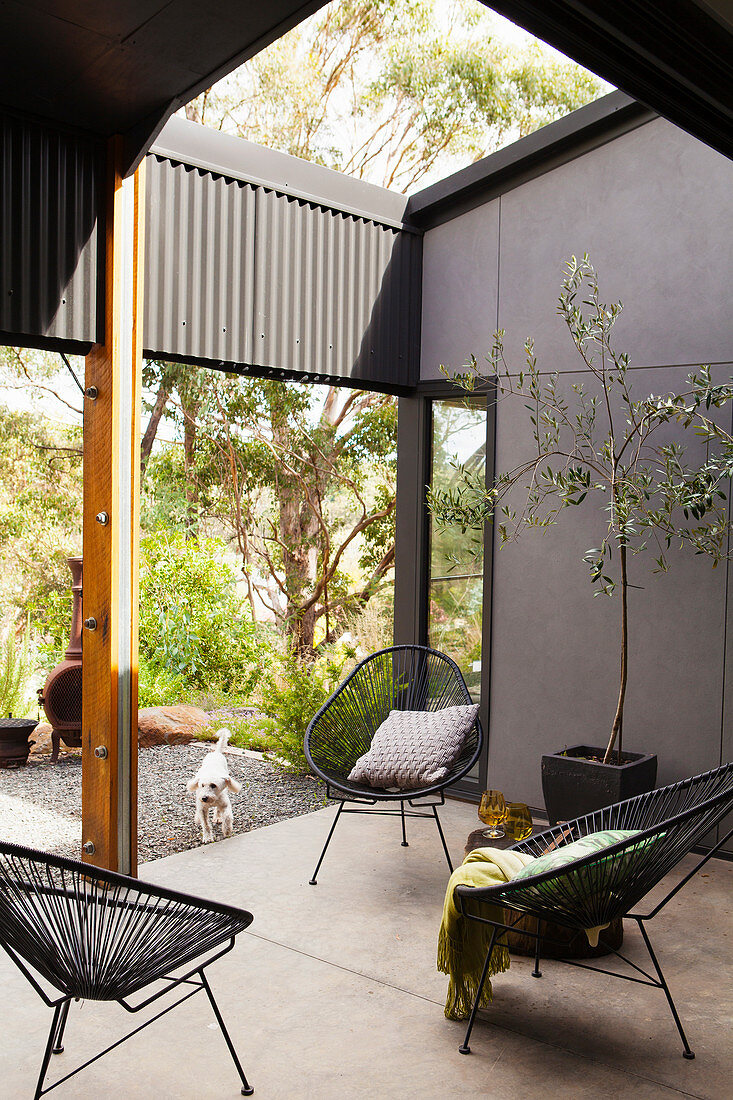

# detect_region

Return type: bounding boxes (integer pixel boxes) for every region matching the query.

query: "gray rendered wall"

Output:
[420,117,733,823]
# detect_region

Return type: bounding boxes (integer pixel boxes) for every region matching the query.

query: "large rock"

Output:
[138,705,211,747]
[29,723,54,755]
[29,722,79,756]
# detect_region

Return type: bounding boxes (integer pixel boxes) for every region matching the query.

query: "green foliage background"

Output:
[0,407,82,625]
[137,530,271,707]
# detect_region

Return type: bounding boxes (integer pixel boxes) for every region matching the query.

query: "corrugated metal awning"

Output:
[143,133,422,391]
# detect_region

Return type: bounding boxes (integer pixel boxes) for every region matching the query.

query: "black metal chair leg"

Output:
[400,801,409,847]
[433,805,453,873]
[52,997,72,1054]
[34,1001,66,1099]
[532,920,543,978]
[636,919,695,1059]
[459,928,498,1055]
[200,971,254,1095]
[309,802,344,885]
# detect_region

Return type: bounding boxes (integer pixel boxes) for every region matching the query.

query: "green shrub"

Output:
[138,529,270,707]
[137,664,199,709]
[0,406,82,629]
[224,714,278,754]
[256,643,356,772]
[0,616,34,717]
[27,585,72,670]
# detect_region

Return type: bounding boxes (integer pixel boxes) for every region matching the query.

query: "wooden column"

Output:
[82,137,144,874]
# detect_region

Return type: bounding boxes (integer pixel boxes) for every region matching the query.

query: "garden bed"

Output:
[0,744,327,864]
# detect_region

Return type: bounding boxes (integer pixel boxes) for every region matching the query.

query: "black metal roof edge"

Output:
[150,93,655,236]
[0,104,105,149]
[0,331,93,358]
[121,0,330,176]
[142,349,417,396]
[405,91,656,230]
[483,0,733,162]
[150,116,414,233]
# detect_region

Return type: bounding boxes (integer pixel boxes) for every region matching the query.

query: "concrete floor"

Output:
[1,799,731,1099]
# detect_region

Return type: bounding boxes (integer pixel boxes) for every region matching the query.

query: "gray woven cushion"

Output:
[347,705,479,790]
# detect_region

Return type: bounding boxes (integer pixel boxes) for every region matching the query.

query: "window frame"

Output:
[394,377,496,799]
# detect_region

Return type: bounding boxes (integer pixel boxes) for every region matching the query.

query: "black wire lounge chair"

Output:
[0,840,255,1098]
[305,645,483,884]
[454,762,733,1061]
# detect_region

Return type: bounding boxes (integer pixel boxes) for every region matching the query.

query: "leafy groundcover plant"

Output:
[429,256,733,764]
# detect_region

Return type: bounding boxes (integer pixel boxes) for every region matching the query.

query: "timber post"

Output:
[82,137,144,874]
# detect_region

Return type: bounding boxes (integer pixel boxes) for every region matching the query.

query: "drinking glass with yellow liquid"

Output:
[478,789,506,838]
[505,802,533,842]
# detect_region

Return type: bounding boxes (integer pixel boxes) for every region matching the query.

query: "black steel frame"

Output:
[305,645,484,884]
[394,383,496,802]
[24,940,254,1098]
[0,841,255,1097]
[451,763,733,1061]
[309,787,454,886]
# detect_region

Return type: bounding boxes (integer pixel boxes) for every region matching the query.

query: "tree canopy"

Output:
[184,0,607,191]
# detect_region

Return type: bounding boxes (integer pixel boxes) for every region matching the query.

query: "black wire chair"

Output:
[305,645,483,884]
[453,762,733,1060]
[0,840,255,1098]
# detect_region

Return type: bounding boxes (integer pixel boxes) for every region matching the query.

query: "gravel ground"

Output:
[0,745,327,864]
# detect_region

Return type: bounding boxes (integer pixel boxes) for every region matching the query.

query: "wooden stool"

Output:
[464,828,623,958]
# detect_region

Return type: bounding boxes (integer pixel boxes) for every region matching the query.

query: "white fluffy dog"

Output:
[187,728,242,843]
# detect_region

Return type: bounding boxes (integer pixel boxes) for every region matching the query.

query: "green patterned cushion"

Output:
[512,829,640,882]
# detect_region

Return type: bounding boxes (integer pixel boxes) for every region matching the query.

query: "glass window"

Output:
[427,396,487,703]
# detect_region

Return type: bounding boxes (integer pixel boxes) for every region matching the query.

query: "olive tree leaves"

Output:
[428,255,733,762]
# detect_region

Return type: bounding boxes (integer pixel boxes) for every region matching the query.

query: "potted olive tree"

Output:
[429,255,733,821]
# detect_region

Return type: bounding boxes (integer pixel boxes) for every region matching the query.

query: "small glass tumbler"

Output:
[505,802,533,842]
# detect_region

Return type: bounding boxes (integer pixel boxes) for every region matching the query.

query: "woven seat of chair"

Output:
[456,762,733,932]
[305,645,483,800]
[0,842,253,1002]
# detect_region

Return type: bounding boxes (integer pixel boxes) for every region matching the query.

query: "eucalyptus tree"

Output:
[159,373,397,658]
[139,1,604,657]
[0,404,82,623]
[185,0,605,192]
[429,256,733,763]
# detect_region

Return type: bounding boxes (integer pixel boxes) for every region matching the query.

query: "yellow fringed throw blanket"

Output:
[438,847,535,1020]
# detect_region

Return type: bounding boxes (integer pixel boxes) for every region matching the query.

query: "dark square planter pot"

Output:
[541,745,658,824]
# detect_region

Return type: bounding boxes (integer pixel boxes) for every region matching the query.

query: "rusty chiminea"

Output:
[38,556,83,762]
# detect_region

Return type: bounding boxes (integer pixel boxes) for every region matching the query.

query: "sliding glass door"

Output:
[427,393,492,795]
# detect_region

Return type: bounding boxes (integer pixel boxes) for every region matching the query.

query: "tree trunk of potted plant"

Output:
[609,539,628,765]
[541,539,656,822]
